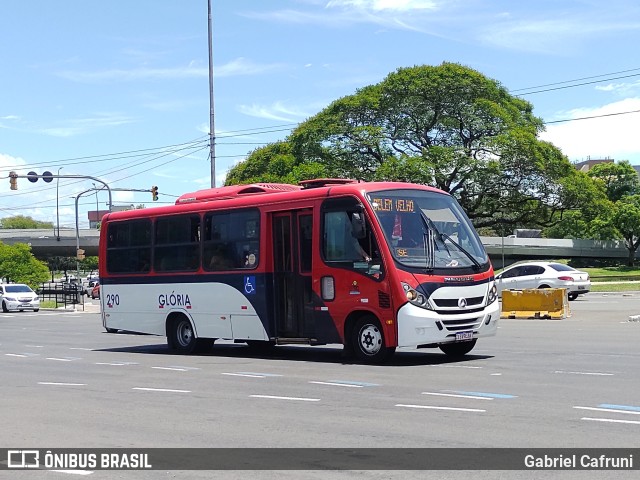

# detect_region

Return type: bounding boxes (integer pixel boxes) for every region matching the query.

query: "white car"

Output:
[0,283,40,312]
[495,261,590,301]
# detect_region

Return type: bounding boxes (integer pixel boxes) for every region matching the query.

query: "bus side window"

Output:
[322,203,383,279]
[203,209,260,271]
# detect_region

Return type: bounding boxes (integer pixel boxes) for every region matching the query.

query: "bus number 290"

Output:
[106,294,120,308]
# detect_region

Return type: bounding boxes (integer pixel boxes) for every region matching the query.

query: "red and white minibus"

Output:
[99,179,499,363]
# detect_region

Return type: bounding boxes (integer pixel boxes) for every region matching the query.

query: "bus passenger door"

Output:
[272,211,313,338]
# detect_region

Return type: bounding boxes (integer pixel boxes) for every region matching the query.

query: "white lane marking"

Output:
[490,373,502,376]
[237,372,282,377]
[38,382,87,386]
[396,404,486,412]
[574,406,640,415]
[46,357,81,362]
[429,364,482,369]
[69,347,93,351]
[309,381,363,388]
[421,392,493,400]
[24,345,43,348]
[153,366,200,371]
[581,417,640,425]
[555,370,614,376]
[576,353,627,358]
[132,387,191,393]
[51,470,94,475]
[222,373,266,378]
[5,353,28,358]
[250,395,320,402]
[95,361,138,366]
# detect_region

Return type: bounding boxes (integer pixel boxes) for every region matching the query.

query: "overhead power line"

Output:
[512,67,640,95]
[545,108,640,124]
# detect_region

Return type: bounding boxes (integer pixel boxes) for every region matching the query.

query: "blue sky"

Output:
[2,0,640,230]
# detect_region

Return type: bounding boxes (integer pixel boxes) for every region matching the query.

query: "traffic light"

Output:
[151,185,158,201]
[76,248,85,260]
[9,171,18,190]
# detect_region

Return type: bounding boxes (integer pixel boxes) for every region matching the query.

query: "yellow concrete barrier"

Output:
[500,288,569,319]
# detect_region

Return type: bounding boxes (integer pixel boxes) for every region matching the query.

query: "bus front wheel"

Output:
[439,339,477,357]
[351,316,395,363]
[169,317,197,354]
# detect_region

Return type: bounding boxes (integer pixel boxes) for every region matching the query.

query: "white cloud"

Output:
[594,79,640,95]
[0,152,27,169]
[326,0,438,12]
[478,16,640,54]
[39,113,134,137]
[58,58,284,83]
[241,1,444,32]
[540,98,640,164]
[238,101,312,122]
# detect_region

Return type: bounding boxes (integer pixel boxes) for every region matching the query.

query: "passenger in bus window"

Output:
[207,245,235,270]
[347,213,371,262]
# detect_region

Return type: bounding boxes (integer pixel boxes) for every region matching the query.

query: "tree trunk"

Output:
[628,247,635,267]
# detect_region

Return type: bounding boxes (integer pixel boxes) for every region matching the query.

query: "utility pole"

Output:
[56,167,63,241]
[208,0,216,188]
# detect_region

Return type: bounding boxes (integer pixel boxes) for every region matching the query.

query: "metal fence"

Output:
[37,282,85,311]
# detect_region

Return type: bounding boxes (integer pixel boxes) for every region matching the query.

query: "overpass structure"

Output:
[0,229,636,266]
[0,228,100,258]
[481,236,635,269]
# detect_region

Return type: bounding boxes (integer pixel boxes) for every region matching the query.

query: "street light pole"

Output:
[92,183,99,229]
[56,167,63,241]
[208,0,216,187]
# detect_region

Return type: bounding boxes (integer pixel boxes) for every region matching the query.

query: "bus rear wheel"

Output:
[169,317,197,354]
[351,316,395,364]
[439,339,477,357]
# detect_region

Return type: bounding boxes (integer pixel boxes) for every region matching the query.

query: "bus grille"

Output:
[441,317,483,332]
[432,296,484,308]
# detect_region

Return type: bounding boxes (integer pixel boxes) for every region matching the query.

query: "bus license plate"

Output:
[455,331,473,341]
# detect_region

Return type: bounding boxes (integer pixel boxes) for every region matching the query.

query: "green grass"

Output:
[581,266,640,277]
[40,300,58,308]
[589,283,640,293]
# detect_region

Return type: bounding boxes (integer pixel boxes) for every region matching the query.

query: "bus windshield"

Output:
[368,189,488,271]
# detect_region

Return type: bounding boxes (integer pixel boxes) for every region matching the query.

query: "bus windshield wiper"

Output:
[439,231,481,270]
[419,211,481,270]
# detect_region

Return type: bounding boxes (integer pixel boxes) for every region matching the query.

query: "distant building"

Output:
[573,156,614,172]
[88,206,131,229]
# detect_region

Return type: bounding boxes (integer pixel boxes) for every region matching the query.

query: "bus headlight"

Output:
[487,283,498,305]
[401,282,430,309]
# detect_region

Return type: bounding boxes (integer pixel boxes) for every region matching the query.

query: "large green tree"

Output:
[0,215,54,229]
[227,63,591,229]
[612,195,640,266]
[587,160,640,202]
[0,242,50,288]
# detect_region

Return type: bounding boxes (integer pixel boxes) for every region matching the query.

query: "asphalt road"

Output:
[1,294,639,479]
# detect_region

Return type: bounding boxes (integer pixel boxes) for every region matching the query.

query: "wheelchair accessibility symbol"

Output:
[244,276,256,295]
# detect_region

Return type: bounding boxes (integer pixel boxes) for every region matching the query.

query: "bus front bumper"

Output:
[396,300,500,348]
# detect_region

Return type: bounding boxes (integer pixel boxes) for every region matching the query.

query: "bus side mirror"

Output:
[351,213,367,239]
